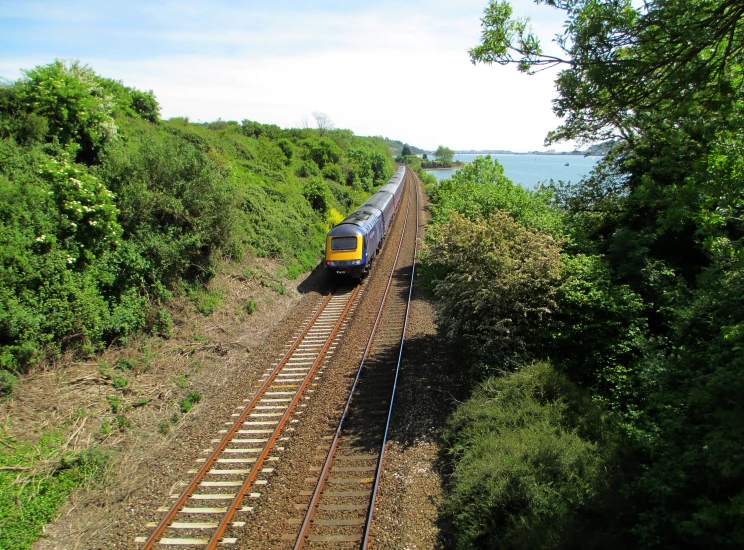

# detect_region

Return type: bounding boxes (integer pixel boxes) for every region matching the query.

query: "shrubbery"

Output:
[422,157,650,547]
[429,156,564,235]
[538,254,647,409]
[428,0,744,542]
[442,362,622,550]
[422,211,562,371]
[0,60,395,375]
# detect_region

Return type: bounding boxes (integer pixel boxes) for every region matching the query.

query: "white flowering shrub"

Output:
[17,59,118,161]
[41,153,121,264]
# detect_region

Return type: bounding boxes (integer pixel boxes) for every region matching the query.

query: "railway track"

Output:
[135,169,420,549]
[288,169,420,548]
[136,286,362,548]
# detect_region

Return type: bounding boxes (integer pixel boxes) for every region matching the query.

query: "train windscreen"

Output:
[331,237,357,251]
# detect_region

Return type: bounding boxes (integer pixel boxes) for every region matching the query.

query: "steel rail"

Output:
[293,168,416,549]
[205,283,362,549]
[362,171,420,549]
[140,291,336,549]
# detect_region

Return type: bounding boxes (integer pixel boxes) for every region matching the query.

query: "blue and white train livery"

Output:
[325,166,407,278]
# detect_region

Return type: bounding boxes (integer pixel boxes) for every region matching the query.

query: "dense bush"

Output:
[98,118,237,286]
[301,136,341,169]
[435,0,744,546]
[0,60,395,374]
[539,254,647,410]
[422,211,562,371]
[429,156,564,235]
[303,177,332,213]
[442,362,622,550]
[627,257,744,547]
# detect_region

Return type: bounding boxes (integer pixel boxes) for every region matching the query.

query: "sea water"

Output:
[425,153,601,189]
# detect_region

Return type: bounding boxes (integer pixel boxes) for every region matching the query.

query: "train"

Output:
[325,166,406,278]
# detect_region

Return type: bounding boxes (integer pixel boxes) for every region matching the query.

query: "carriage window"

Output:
[331,237,357,251]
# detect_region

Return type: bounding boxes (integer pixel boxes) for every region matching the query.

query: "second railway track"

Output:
[135,168,422,549]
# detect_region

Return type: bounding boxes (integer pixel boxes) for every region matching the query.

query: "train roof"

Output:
[362,190,394,211]
[390,167,405,179]
[357,204,383,218]
[379,167,404,187]
[378,183,401,196]
[328,209,380,236]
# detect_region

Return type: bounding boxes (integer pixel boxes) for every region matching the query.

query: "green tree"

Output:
[302,177,331,213]
[430,156,564,235]
[434,145,455,166]
[401,144,413,156]
[467,0,744,546]
[300,137,341,170]
[470,0,744,145]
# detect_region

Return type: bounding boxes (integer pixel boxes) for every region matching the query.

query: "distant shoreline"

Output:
[421,163,464,170]
[418,152,604,163]
[452,151,604,157]
[422,162,466,170]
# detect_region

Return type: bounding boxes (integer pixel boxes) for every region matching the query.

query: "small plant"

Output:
[114,357,137,371]
[170,413,180,425]
[112,376,128,389]
[80,343,97,357]
[244,299,257,315]
[180,390,202,413]
[191,288,223,316]
[106,395,121,414]
[259,276,286,295]
[242,266,256,280]
[100,419,112,435]
[0,370,18,397]
[99,364,112,380]
[189,333,209,344]
[174,373,189,389]
[152,308,173,338]
[158,421,170,435]
[116,415,131,430]
[137,358,151,374]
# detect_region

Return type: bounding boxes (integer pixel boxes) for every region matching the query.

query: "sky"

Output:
[0,0,576,152]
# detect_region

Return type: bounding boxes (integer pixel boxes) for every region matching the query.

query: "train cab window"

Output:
[331,236,357,251]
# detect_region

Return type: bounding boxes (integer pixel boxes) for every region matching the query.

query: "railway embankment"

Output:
[0,60,400,549]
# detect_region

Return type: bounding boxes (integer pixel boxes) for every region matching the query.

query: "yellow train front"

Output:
[325,210,381,278]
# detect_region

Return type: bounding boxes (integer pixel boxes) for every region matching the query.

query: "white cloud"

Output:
[1,0,576,151]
